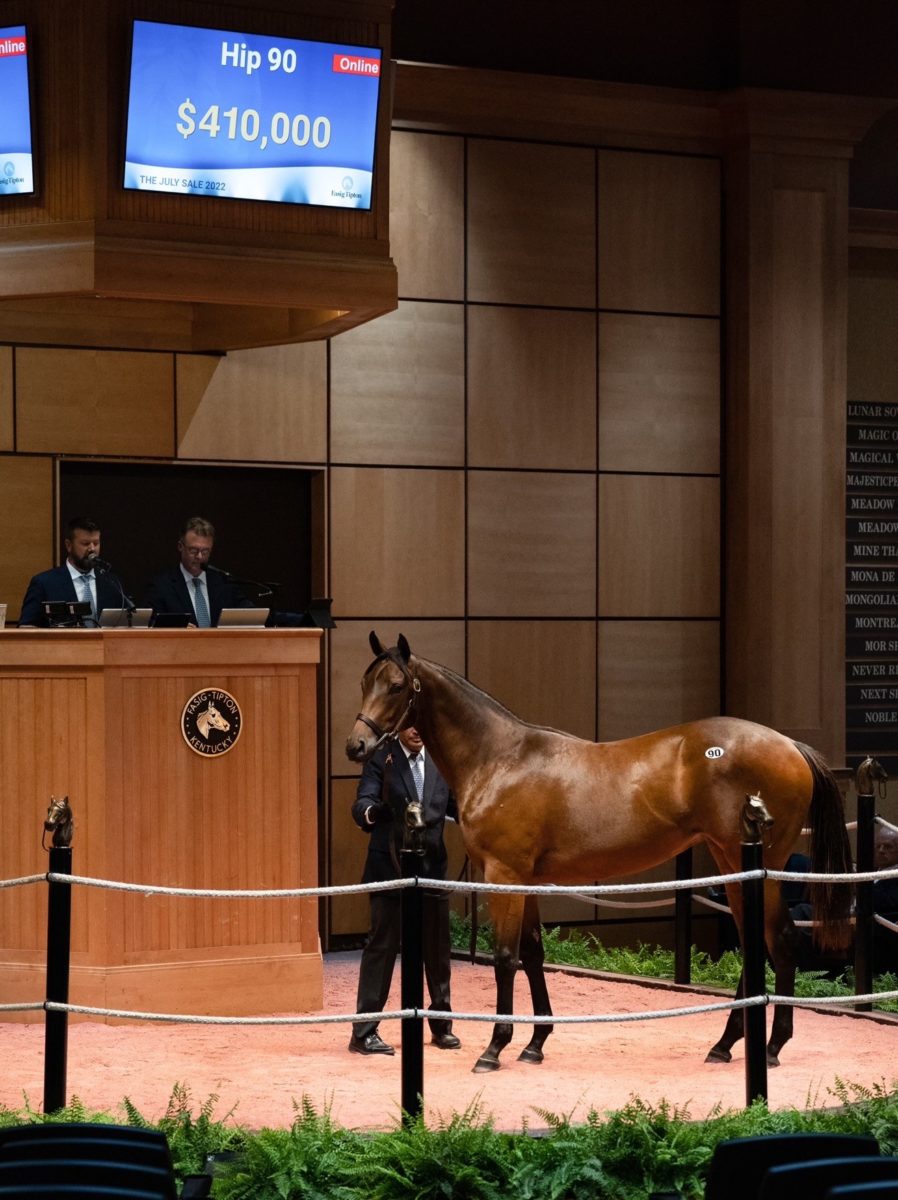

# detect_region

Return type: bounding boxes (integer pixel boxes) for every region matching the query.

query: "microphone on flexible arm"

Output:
[87,555,115,575]
[204,562,283,598]
[86,555,138,620]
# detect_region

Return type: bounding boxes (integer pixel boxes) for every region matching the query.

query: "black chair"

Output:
[705,1133,880,1200]
[827,1185,898,1200]
[760,1157,898,1200]
[0,1188,161,1199]
[0,1123,211,1199]
[0,1160,175,1196]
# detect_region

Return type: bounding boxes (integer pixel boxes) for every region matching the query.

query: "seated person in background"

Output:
[19,517,128,627]
[143,516,253,627]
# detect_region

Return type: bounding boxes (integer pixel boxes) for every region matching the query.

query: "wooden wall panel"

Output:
[0,347,12,451]
[468,307,596,470]
[769,189,828,733]
[391,132,464,301]
[598,151,720,315]
[849,275,898,400]
[330,302,465,466]
[468,141,596,307]
[468,620,596,739]
[177,343,327,464]
[598,475,719,616]
[598,314,720,473]
[330,468,465,616]
[329,776,371,935]
[0,456,53,621]
[468,471,596,616]
[598,620,720,740]
[16,349,174,457]
[330,619,466,777]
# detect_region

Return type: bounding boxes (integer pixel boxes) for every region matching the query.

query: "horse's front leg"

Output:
[517,895,553,1064]
[473,889,524,1073]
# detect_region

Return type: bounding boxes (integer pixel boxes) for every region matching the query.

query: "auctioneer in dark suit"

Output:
[350,740,458,1042]
[18,566,129,627]
[142,568,252,627]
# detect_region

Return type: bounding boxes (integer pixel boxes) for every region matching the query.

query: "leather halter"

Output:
[355,649,421,754]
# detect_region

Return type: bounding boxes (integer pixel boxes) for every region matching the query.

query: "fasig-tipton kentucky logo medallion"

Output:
[181,689,243,757]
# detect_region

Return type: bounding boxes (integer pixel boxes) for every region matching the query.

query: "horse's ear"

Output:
[397,633,411,663]
[369,631,385,657]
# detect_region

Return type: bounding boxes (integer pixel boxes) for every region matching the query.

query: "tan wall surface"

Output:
[1,101,724,949]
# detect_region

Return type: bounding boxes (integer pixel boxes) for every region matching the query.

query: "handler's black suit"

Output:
[351,742,457,1042]
[142,568,253,627]
[18,566,129,627]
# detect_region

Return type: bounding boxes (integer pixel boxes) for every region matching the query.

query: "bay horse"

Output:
[346,633,853,1073]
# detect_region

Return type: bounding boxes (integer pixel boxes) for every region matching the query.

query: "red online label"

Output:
[0,36,26,57]
[332,53,380,76]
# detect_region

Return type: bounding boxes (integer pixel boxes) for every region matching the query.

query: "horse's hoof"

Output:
[766,1051,781,1068]
[517,1047,544,1064]
[472,1055,501,1073]
[705,1046,732,1064]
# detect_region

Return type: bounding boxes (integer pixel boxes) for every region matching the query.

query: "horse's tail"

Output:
[794,740,853,952]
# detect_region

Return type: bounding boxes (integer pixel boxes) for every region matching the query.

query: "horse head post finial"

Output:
[856,755,888,800]
[740,792,774,844]
[43,795,74,850]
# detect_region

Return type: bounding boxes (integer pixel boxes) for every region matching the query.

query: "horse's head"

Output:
[345,631,420,762]
[197,702,230,739]
[43,795,74,849]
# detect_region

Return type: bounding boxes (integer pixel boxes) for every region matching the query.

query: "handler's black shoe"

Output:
[349,1032,395,1056]
[430,1031,461,1050]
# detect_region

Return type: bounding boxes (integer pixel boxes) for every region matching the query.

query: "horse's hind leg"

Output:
[473,888,524,1074]
[517,896,554,1065]
[764,881,800,1067]
[706,876,746,1064]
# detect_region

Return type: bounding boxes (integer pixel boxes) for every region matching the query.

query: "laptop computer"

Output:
[151,612,193,628]
[99,607,153,628]
[217,607,270,629]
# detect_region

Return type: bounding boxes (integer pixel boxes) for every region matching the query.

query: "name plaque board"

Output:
[846,402,898,770]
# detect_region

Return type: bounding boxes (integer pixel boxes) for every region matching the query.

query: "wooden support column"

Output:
[722,90,889,761]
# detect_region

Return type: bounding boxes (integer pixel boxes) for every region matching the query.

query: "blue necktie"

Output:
[192,578,211,627]
[409,753,424,801]
[78,573,96,618]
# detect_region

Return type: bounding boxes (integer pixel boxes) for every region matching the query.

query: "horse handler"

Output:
[348,726,461,1056]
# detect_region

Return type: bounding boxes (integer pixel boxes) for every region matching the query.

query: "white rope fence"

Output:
[3,858,897,1029]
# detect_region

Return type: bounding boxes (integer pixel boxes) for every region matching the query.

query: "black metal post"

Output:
[855,791,875,1012]
[741,836,768,1105]
[43,845,73,1114]
[674,849,693,984]
[399,854,424,1125]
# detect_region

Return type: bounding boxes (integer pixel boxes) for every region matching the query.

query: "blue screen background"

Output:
[124,21,382,207]
[0,25,33,156]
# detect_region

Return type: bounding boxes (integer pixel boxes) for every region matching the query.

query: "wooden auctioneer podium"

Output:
[0,628,323,1021]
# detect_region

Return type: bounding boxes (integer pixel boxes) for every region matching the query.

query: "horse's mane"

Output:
[418,656,581,740]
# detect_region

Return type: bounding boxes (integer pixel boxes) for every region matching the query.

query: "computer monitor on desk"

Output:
[99,608,153,628]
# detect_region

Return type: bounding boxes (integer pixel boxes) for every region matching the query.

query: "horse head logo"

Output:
[196,700,230,740]
[181,689,242,757]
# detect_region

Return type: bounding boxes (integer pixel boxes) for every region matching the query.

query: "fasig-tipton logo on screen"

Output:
[123,20,382,209]
[0,26,35,196]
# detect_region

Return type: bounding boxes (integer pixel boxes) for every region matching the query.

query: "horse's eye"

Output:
[388,683,404,695]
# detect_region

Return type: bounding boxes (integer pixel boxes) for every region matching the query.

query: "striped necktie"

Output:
[192,577,212,627]
[77,573,96,618]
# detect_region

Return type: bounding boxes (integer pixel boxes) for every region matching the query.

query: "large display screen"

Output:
[0,25,35,197]
[123,20,382,209]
